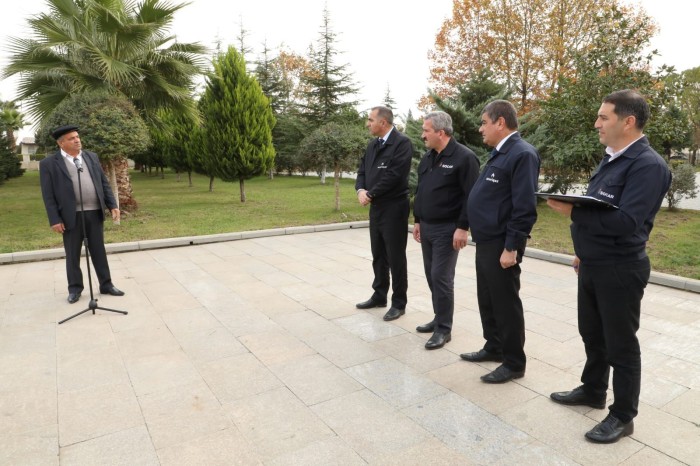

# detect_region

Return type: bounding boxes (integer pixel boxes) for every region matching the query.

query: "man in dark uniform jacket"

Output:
[40,125,125,304]
[460,100,540,383]
[413,111,480,349]
[355,106,413,321]
[547,90,671,444]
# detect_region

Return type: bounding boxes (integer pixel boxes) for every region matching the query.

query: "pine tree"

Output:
[0,132,23,185]
[301,6,358,183]
[383,84,397,110]
[199,47,276,202]
[236,16,254,73]
[255,41,285,114]
[302,6,358,126]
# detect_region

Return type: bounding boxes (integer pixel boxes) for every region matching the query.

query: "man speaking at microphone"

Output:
[40,125,125,304]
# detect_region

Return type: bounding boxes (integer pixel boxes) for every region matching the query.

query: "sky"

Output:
[1,0,697,140]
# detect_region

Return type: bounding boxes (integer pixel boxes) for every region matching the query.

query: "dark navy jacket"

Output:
[355,128,413,205]
[467,133,540,250]
[39,150,117,230]
[413,138,480,229]
[571,136,671,265]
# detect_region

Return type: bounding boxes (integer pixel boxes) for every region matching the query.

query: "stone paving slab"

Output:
[1,227,699,465]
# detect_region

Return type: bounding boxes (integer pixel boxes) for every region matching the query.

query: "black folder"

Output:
[535,192,618,209]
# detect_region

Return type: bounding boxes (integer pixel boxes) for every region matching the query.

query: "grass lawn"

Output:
[2,169,699,279]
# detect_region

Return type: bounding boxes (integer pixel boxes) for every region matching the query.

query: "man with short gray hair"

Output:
[413,111,480,349]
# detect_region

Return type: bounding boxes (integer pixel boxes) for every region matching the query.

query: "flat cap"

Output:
[51,125,79,140]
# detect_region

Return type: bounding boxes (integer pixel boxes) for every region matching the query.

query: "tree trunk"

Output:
[188,171,193,187]
[334,164,340,211]
[176,170,181,182]
[115,157,137,211]
[104,160,118,207]
[320,164,327,184]
[239,178,246,202]
[209,176,214,192]
[7,129,16,152]
[102,157,136,212]
[160,166,165,179]
[268,168,274,180]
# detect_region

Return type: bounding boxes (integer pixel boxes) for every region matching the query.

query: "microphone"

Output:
[73,156,83,172]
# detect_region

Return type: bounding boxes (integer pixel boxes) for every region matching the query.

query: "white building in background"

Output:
[19,136,39,169]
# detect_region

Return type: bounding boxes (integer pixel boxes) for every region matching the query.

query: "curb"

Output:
[2,221,697,294]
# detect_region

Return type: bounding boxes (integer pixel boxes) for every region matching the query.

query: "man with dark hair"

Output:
[40,125,125,304]
[460,100,540,383]
[547,89,671,443]
[355,106,413,321]
[413,111,480,349]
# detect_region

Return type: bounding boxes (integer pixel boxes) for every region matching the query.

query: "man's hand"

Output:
[357,189,371,206]
[111,208,120,222]
[412,223,421,243]
[546,198,573,217]
[452,228,468,251]
[500,249,518,269]
[572,255,580,275]
[51,223,65,233]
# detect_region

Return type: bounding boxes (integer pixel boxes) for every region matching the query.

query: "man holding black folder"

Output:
[546,90,671,443]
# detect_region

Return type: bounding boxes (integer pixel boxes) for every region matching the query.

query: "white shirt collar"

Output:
[380,127,393,142]
[61,149,83,161]
[495,131,517,152]
[605,135,644,161]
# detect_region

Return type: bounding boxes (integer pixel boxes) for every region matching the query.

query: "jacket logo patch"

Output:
[598,190,614,199]
[440,164,454,169]
[485,172,499,183]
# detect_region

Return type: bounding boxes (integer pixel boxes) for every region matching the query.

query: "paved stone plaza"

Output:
[1,226,699,465]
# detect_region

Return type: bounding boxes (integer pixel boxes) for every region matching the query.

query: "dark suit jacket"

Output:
[39,150,117,230]
[355,128,413,205]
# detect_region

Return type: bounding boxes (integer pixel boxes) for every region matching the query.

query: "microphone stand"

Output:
[59,156,128,324]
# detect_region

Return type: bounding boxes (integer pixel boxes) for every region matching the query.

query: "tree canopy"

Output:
[199,47,276,202]
[3,0,208,124]
[527,6,682,193]
[300,121,368,210]
[426,0,652,111]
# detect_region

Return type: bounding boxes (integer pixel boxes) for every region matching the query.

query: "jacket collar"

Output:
[493,132,522,156]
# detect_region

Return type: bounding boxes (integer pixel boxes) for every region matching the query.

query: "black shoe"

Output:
[101,286,125,296]
[460,349,503,362]
[550,386,606,409]
[480,364,524,383]
[382,307,405,321]
[585,414,634,443]
[425,332,451,349]
[416,321,435,333]
[67,292,81,304]
[356,298,387,309]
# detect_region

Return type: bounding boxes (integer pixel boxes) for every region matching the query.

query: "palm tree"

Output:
[4,0,207,123]
[2,0,208,208]
[0,101,28,151]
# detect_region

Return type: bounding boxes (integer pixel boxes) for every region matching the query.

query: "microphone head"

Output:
[73,157,82,170]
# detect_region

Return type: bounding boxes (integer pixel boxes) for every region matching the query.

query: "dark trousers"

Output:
[578,257,650,423]
[368,198,409,309]
[420,222,460,333]
[63,210,113,294]
[475,239,526,372]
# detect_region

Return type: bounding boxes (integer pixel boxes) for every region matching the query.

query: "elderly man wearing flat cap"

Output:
[39,125,125,304]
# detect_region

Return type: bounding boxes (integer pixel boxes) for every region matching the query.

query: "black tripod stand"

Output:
[58,156,128,325]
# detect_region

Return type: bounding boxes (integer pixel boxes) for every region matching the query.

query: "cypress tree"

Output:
[199,47,276,202]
